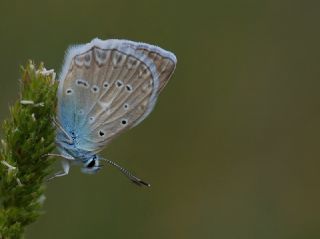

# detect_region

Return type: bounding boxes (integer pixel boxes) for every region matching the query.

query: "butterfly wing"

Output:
[57,38,176,153]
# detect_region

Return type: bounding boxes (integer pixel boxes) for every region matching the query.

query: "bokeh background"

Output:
[0,0,319,238]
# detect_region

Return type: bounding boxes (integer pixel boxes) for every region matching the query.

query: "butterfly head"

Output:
[81,155,101,174]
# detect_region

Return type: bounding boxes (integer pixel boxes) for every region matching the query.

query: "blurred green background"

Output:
[0,0,320,238]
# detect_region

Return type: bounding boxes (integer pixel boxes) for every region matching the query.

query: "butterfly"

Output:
[47,38,177,186]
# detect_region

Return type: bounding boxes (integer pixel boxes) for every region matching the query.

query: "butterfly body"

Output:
[53,38,176,181]
[56,123,100,173]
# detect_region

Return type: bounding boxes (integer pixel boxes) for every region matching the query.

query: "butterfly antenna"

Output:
[102,159,150,187]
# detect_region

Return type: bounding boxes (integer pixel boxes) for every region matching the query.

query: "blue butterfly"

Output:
[47,38,176,186]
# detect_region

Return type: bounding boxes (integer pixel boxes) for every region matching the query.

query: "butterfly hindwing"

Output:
[57,39,177,153]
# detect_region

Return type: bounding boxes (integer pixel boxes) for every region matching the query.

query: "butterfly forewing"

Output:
[134,49,176,94]
[121,42,176,93]
[57,39,176,153]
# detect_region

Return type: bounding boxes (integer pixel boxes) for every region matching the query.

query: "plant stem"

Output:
[0,62,58,239]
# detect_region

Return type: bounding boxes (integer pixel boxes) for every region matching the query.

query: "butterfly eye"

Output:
[123,103,129,110]
[87,159,95,168]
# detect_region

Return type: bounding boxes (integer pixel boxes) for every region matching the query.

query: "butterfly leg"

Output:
[42,153,75,160]
[43,153,74,181]
[47,159,70,181]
